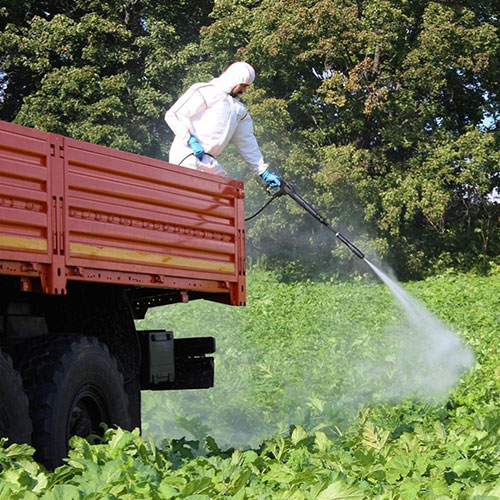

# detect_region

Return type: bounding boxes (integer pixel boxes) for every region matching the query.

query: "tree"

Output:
[0,0,213,157]
[195,0,500,278]
[2,0,499,278]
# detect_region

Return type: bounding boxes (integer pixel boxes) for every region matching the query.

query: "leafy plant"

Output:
[1,270,500,498]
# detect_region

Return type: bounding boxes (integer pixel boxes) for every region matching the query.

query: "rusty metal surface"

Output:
[0,120,246,306]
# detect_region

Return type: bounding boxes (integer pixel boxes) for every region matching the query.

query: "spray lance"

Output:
[246,177,365,260]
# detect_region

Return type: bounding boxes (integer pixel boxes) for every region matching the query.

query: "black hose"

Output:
[178,152,216,166]
[177,151,276,222]
[178,152,194,166]
[245,194,281,221]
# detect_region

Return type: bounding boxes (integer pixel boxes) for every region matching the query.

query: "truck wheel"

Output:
[0,350,32,444]
[21,336,131,468]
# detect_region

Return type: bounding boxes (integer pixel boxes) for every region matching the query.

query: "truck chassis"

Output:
[0,121,246,467]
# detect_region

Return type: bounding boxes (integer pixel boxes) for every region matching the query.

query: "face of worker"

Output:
[230,84,249,97]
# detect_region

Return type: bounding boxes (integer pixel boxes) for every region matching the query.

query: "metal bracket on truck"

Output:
[138,330,216,390]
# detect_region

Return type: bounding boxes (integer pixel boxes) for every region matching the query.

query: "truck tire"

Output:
[0,350,32,444]
[20,335,131,468]
[41,285,142,433]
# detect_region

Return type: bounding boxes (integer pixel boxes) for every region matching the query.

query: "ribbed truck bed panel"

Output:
[0,121,246,306]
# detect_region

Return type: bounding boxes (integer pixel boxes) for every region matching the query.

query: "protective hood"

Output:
[211,62,255,94]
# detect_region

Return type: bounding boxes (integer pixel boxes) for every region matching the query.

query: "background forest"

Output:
[1,0,499,279]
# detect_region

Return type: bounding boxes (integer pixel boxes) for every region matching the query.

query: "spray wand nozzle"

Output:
[265,177,365,260]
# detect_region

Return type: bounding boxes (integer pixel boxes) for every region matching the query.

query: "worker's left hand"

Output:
[188,134,205,160]
[260,169,281,189]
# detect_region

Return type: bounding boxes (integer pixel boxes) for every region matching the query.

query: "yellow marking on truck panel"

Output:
[70,242,235,273]
[0,235,47,251]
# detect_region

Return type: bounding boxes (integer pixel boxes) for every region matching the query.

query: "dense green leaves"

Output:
[199,0,500,278]
[1,0,499,275]
[0,0,213,156]
[4,412,500,499]
[0,269,500,497]
[138,268,500,446]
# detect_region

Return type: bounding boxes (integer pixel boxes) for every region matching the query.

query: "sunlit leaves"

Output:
[0,271,499,497]
[0,1,213,157]
[197,0,500,278]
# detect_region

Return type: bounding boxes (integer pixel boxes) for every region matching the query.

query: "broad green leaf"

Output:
[452,459,475,475]
[314,431,332,453]
[0,483,14,500]
[181,478,214,496]
[310,480,331,499]
[317,481,364,500]
[433,421,447,442]
[428,480,451,497]
[158,481,180,499]
[5,443,35,460]
[279,490,307,500]
[262,463,296,484]
[108,428,134,456]
[41,484,81,500]
[385,453,412,483]
[231,486,246,500]
[291,426,308,446]
[362,422,389,451]
[398,478,421,500]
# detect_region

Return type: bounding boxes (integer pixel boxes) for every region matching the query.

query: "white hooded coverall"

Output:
[164,62,268,176]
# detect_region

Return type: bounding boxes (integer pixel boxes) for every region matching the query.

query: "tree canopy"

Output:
[1,0,499,279]
[0,0,213,156]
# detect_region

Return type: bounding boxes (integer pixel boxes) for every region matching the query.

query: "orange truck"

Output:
[0,120,246,467]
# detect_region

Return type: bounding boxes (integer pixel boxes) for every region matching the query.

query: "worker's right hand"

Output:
[188,134,205,160]
[260,169,281,189]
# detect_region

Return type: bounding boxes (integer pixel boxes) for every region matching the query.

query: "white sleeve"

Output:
[164,85,207,145]
[231,111,268,175]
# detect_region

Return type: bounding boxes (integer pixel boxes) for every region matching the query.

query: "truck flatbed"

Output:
[0,120,246,311]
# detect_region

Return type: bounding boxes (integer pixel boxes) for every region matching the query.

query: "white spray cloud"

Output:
[363,260,475,401]
[140,263,475,449]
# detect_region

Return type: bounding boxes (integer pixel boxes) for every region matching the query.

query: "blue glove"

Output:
[260,169,281,189]
[187,134,205,160]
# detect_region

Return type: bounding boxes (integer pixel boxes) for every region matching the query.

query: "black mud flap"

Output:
[138,330,215,390]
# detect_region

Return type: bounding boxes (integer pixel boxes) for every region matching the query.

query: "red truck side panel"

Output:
[0,121,246,306]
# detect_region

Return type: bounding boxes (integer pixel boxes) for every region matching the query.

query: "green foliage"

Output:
[197,0,500,279]
[1,0,499,275]
[3,418,500,499]
[0,0,213,157]
[4,409,500,498]
[0,270,500,497]
[137,268,500,446]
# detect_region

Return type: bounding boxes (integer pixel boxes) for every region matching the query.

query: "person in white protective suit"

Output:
[164,61,281,188]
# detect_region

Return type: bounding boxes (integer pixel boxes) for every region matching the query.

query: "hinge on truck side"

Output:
[21,262,39,273]
[50,144,64,158]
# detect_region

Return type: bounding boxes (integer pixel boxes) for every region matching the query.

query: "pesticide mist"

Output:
[138,268,475,450]
[363,260,475,401]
